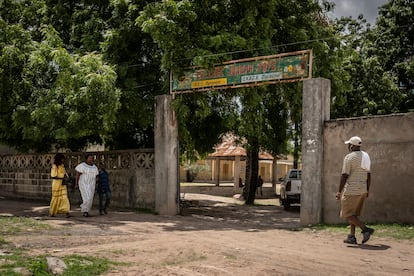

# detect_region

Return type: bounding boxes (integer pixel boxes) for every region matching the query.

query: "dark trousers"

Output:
[256,186,263,196]
[98,191,111,212]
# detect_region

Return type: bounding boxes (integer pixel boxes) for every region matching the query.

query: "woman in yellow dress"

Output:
[50,153,71,217]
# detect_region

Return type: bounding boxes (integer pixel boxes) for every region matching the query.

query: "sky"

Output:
[329,0,389,25]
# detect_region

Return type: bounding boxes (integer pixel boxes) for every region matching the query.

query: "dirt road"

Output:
[1,194,413,275]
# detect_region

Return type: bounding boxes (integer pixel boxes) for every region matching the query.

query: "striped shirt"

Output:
[341,151,369,195]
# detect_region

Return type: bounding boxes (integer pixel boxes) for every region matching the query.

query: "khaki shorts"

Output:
[340,193,367,218]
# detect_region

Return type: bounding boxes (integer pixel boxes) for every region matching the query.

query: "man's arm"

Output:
[75,172,81,189]
[336,173,348,200]
[366,172,371,197]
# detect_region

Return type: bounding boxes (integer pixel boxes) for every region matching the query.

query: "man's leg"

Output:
[98,193,104,215]
[104,191,111,214]
[350,224,356,237]
[348,215,366,231]
[347,215,374,244]
[343,216,362,244]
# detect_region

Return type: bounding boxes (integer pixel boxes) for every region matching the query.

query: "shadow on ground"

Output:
[0,193,301,236]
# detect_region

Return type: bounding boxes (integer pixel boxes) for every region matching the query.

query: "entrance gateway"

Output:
[155,50,329,225]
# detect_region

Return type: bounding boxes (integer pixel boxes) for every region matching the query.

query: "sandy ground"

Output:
[1,194,413,276]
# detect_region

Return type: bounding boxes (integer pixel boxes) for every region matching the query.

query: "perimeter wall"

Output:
[322,112,414,224]
[0,150,156,211]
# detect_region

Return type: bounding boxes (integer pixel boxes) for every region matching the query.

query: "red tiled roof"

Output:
[208,134,274,160]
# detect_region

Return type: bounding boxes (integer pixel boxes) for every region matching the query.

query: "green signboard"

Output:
[171,49,312,94]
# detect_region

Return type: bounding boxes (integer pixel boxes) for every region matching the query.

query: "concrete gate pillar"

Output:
[155,95,179,215]
[301,78,330,225]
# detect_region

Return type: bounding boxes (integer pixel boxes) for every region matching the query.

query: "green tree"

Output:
[284,84,302,169]
[369,0,414,112]
[139,0,337,204]
[331,0,413,118]
[0,0,120,151]
[0,0,49,149]
[100,0,164,149]
[1,0,162,151]
[45,0,165,148]
[331,15,402,117]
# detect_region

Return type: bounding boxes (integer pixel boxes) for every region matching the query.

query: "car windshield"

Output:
[289,170,301,179]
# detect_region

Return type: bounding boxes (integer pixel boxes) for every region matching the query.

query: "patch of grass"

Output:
[0,270,20,276]
[63,255,118,276]
[0,246,119,276]
[0,236,9,246]
[0,218,121,275]
[312,223,414,240]
[28,257,49,276]
[369,224,414,240]
[0,268,29,276]
[0,248,46,275]
[0,217,52,235]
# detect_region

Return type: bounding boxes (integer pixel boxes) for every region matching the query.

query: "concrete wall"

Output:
[180,185,275,198]
[0,95,179,216]
[0,150,156,211]
[323,113,414,224]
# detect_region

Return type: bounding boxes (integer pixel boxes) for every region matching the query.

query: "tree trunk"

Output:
[186,170,194,182]
[244,148,259,205]
[293,121,300,169]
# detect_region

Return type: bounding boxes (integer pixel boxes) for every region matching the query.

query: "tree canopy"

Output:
[0,0,412,161]
[0,0,162,151]
[138,0,340,202]
[331,0,413,117]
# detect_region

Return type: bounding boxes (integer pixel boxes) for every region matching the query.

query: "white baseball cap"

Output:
[345,136,362,146]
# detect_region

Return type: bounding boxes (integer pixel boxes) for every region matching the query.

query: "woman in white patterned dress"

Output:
[75,154,99,217]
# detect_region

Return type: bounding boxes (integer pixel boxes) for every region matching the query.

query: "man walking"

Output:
[256,175,263,196]
[336,136,374,244]
[97,163,111,215]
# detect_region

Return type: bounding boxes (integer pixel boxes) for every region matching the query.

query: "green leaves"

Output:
[138,0,198,71]
[1,17,120,151]
[331,0,413,117]
[1,0,163,151]
[173,92,237,160]
[1,0,411,153]
[138,0,336,160]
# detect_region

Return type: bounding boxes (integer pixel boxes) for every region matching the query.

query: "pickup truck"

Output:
[279,169,301,210]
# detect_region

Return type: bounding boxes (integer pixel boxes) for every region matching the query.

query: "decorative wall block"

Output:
[0,149,156,210]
